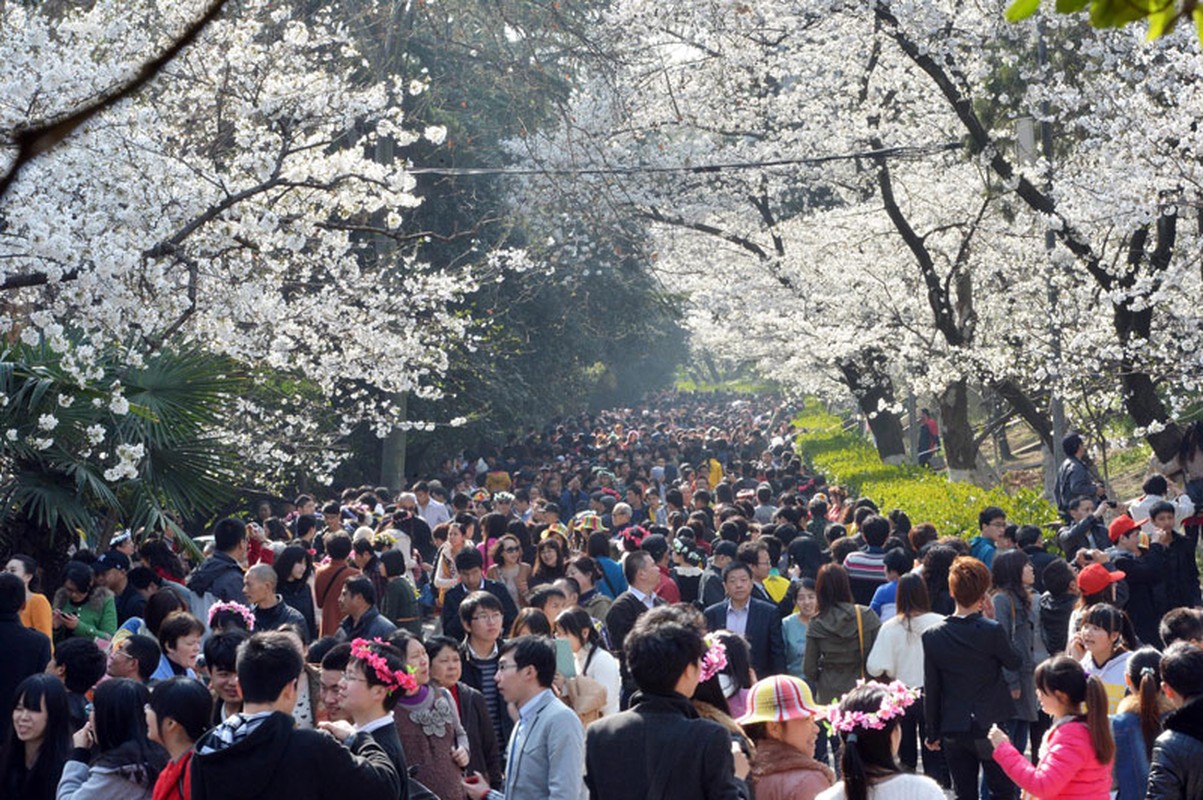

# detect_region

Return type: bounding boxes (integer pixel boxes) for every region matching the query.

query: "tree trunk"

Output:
[836,351,907,464]
[939,379,985,483]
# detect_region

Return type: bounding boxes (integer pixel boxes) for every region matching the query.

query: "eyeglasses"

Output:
[502,546,520,554]
[341,672,367,683]
[472,613,503,624]
[496,661,520,672]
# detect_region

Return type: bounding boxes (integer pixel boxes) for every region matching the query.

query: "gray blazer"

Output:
[488,689,585,800]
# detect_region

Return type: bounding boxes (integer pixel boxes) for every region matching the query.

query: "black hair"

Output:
[454,547,484,572]
[318,641,352,672]
[143,590,186,639]
[149,677,213,742]
[122,634,163,682]
[1016,525,1043,549]
[159,612,205,652]
[1068,496,1094,512]
[834,683,903,800]
[528,585,567,610]
[1159,607,1203,648]
[882,549,911,577]
[62,561,94,596]
[352,538,374,557]
[55,637,107,694]
[236,631,303,704]
[1034,656,1114,763]
[380,549,408,578]
[499,635,556,688]
[0,674,71,800]
[139,539,186,580]
[459,590,503,624]
[991,549,1031,611]
[348,640,409,712]
[978,506,1005,529]
[1148,500,1176,520]
[623,550,653,584]
[0,572,23,614]
[715,631,754,691]
[860,515,890,547]
[722,561,754,583]
[555,606,605,673]
[203,629,250,673]
[1124,646,1164,758]
[1141,475,1169,497]
[1041,558,1075,597]
[423,634,460,664]
[7,554,40,590]
[1161,641,1203,699]
[325,533,353,561]
[92,678,162,784]
[342,575,376,607]
[510,607,552,638]
[1081,603,1138,654]
[127,566,162,591]
[296,514,317,538]
[625,605,706,695]
[213,518,247,553]
[274,545,314,586]
[586,532,611,560]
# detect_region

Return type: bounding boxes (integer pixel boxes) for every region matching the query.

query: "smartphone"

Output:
[554,638,576,678]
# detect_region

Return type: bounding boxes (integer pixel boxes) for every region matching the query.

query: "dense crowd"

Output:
[3,392,1203,800]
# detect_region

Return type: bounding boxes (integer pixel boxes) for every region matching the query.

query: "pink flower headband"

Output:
[827,680,920,734]
[208,601,255,630]
[700,634,728,683]
[350,638,418,697]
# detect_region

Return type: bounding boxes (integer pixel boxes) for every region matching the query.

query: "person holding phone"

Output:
[52,562,117,645]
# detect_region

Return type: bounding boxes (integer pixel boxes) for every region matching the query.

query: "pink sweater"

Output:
[992,719,1111,800]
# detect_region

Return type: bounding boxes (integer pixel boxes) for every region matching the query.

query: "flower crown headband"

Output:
[827,680,920,734]
[350,638,418,697]
[208,600,255,630]
[700,633,728,683]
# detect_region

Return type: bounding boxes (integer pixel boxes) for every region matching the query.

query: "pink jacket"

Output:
[993,719,1111,799]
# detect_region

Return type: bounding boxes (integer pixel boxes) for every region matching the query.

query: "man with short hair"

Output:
[94,550,145,623]
[640,534,681,603]
[968,506,1007,568]
[1146,642,1203,797]
[442,548,518,642]
[106,633,160,684]
[1150,499,1203,610]
[1128,474,1195,535]
[47,636,106,731]
[1016,525,1056,594]
[869,549,913,620]
[414,481,451,529]
[1106,514,1165,647]
[0,571,52,743]
[192,631,400,800]
[318,642,353,722]
[605,551,667,705]
[1054,433,1104,519]
[336,576,396,642]
[1056,496,1110,561]
[1160,607,1203,648]
[204,630,248,724]
[585,605,740,800]
[843,514,891,605]
[528,585,568,622]
[703,562,785,677]
[698,540,737,609]
[462,636,586,800]
[314,533,360,638]
[735,540,774,604]
[245,564,309,640]
[188,518,250,603]
[459,591,511,748]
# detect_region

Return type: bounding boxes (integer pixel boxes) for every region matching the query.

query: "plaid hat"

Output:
[94,550,131,573]
[1077,562,1126,596]
[1108,515,1147,544]
[736,675,825,726]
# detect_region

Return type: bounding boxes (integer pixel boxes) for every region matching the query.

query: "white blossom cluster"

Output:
[0,0,482,479]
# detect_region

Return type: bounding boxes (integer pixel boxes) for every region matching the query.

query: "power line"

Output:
[406,141,964,176]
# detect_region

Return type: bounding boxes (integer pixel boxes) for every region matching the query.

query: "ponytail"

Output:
[841,734,871,800]
[1137,672,1161,757]
[1084,675,1115,764]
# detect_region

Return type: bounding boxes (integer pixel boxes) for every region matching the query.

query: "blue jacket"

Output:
[1112,710,1150,800]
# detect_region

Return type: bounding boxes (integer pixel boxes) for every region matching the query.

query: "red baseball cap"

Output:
[1108,515,1148,544]
[1077,562,1125,596]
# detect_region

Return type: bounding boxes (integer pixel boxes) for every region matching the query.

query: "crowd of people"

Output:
[2,392,1203,800]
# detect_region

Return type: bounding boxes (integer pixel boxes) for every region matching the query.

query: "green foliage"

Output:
[795,406,1059,538]
[1005,0,1198,43]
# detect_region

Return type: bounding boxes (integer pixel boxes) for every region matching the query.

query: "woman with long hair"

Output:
[528,537,566,589]
[138,540,187,585]
[432,522,468,593]
[273,544,317,641]
[387,630,470,800]
[146,677,212,800]
[1111,647,1171,800]
[0,674,71,800]
[803,564,881,704]
[990,549,1041,760]
[478,513,508,572]
[486,534,532,609]
[1072,603,1137,714]
[920,545,957,616]
[865,574,946,784]
[817,681,944,799]
[5,554,53,641]
[56,678,167,800]
[52,561,117,644]
[555,606,620,718]
[509,607,552,638]
[564,556,611,620]
[988,656,1114,799]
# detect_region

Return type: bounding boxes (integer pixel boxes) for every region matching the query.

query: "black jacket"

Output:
[459,640,514,748]
[786,534,829,581]
[1148,696,1203,800]
[191,711,399,800]
[1038,592,1076,656]
[455,681,503,789]
[279,579,318,641]
[1022,546,1058,594]
[440,579,518,643]
[1054,457,1097,516]
[1110,544,1167,647]
[1163,529,1202,611]
[254,597,311,642]
[1056,516,1109,561]
[605,591,665,699]
[337,607,397,642]
[187,552,247,603]
[365,720,410,800]
[922,613,1022,737]
[703,598,786,677]
[0,613,51,745]
[697,565,726,610]
[585,692,740,800]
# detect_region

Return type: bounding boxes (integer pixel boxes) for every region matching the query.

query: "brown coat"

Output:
[749,738,834,800]
[313,559,359,638]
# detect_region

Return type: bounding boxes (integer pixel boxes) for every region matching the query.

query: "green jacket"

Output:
[53,585,118,642]
[802,602,881,703]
